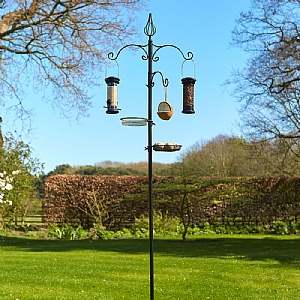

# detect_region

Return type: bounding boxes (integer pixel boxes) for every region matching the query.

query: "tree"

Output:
[0,133,43,228]
[180,134,300,176]
[47,163,72,176]
[0,0,147,124]
[247,137,300,175]
[181,135,250,177]
[230,0,300,172]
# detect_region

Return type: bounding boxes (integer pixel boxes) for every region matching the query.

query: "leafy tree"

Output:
[229,0,300,171]
[0,133,43,228]
[47,164,72,176]
[0,0,147,124]
[73,165,146,176]
[47,162,173,176]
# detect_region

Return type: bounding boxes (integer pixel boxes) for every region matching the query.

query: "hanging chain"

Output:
[164,86,168,102]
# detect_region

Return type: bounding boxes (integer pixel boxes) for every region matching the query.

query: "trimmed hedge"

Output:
[43,175,167,229]
[43,175,300,230]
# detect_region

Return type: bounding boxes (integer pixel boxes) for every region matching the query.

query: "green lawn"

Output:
[0,235,300,299]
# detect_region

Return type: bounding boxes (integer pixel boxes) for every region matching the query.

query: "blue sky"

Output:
[4,0,252,173]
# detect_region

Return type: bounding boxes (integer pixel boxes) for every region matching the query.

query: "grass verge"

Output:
[0,235,300,299]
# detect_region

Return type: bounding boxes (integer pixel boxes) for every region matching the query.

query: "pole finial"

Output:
[144,13,156,37]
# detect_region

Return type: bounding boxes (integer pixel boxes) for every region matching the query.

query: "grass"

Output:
[0,235,300,299]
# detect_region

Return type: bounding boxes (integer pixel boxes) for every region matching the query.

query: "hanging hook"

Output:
[164,86,168,102]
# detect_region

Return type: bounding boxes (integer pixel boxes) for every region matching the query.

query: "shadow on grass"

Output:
[1,234,300,269]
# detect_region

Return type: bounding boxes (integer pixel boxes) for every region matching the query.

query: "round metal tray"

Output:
[120,117,148,127]
[153,142,182,152]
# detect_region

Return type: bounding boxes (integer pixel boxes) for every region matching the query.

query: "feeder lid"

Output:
[181,77,196,85]
[105,76,120,84]
[120,117,147,126]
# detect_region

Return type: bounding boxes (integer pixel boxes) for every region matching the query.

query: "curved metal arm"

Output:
[108,44,148,61]
[152,44,193,62]
[149,71,169,88]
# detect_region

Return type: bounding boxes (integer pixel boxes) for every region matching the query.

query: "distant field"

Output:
[1,235,300,299]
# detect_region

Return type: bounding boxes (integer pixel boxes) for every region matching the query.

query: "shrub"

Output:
[272,221,289,235]
[202,222,216,235]
[88,223,106,240]
[289,223,300,234]
[88,224,135,240]
[48,224,87,240]
[215,225,227,234]
[132,211,180,236]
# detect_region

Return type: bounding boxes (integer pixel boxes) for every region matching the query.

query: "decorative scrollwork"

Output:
[0,0,6,9]
[108,44,148,61]
[186,51,194,60]
[107,13,194,93]
[108,52,116,60]
[153,56,160,63]
[152,44,194,63]
[150,71,169,88]
[163,78,169,87]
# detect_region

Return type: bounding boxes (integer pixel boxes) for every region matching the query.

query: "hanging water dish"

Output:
[157,86,174,120]
[120,117,148,126]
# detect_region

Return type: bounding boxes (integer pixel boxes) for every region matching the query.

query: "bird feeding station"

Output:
[104,13,196,300]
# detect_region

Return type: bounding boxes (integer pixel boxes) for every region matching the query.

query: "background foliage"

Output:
[0,133,43,229]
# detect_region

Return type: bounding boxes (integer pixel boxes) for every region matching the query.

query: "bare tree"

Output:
[181,135,250,177]
[229,0,300,173]
[0,0,147,125]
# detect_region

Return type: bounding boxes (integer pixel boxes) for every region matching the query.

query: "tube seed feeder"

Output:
[104,76,120,114]
[181,60,196,114]
[182,77,196,114]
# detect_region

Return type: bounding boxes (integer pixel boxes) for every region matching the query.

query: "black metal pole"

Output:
[147,34,154,300]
